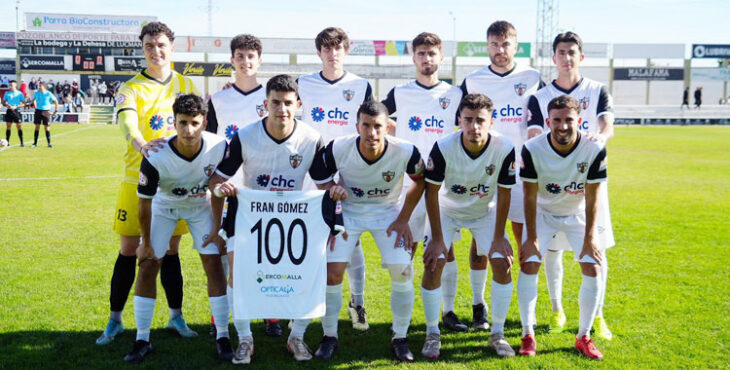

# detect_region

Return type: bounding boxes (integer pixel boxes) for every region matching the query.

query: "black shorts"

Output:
[4,109,21,123]
[34,110,51,125]
[221,196,238,239]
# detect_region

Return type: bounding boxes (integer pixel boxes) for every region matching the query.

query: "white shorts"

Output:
[527,210,599,263]
[150,203,220,259]
[328,214,413,266]
[407,197,427,243]
[425,210,504,259]
[547,184,615,251]
[506,180,525,224]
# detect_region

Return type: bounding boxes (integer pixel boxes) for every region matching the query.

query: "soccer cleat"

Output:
[31,144,37,147]
[442,311,469,332]
[391,337,414,362]
[20,143,24,147]
[471,303,490,330]
[575,335,603,360]
[123,340,152,364]
[217,337,234,361]
[264,319,283,337]
[420,332,441,359]
[209,323,217,338]
[549,311,567,333]
[96,318,125,345]
[594,316,613,340]
[518,334,536,356]
[287,336,313,361]
[48,144,53,148]
[489,333,515,358]
[347,301,369,331]
[167,315,198,338]
[232,336,254,365]
[314,335,338,360]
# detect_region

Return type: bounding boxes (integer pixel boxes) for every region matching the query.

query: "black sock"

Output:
[5,129,9,141]
[160,253,183,310]
[110,254,137,312]
[33,130,39,145]
[17,130,23,144]
[45,131,51,144]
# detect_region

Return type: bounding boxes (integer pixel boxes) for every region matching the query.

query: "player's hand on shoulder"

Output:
[328,185,348,201]
[423,237,447,272]
[141,138,167,158]
[489,236,514,266]
[519,237,541,266]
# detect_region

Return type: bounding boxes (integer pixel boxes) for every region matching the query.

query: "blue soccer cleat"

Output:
[167,315,198,338]
[96,318,125,345]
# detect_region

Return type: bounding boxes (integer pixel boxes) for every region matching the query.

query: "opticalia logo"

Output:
[407,115,445,133]
[492,104,524,124]
[260,284,295,295]
[149,114,174,130]
[224,124,239,140]
[171,184,208,198]
[311,107,349,126]
[256,174,296,190]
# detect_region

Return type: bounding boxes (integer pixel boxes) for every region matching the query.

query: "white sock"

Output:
[289,319,310,340]
[134,296,156,342]
[470,268,487,306]
[322,284,342,338]
[226,285,234,318]
[391,280,414,339]
[578,274,601,338]
[421,286,442,335]
[209,295,229,339]
[544,249,564,312]
[597,250,608,317]
[517,272,538,336]
[490,280,512,335]
[347,246,366,307]
[441,261,458,313]
[227,285,251,339]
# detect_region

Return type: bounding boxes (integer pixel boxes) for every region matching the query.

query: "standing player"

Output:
[527,31,615,339]
[298,27,374,331]
[419,94,516,359]
[124,94,232,364]
[381,32,466,332]
[96,22,198,346]
[517,95,607,360]
[3,80,25,146]
[310,101,425,362]
[460,20,543,330]
[30,82,58,148]
[209,74,326,363]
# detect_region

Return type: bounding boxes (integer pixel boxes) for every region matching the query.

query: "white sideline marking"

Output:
[0,175,118,182]
[0,124,104,152]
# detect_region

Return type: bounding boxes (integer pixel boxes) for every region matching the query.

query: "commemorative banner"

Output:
[613,67,684,81]
[692,44,730,59]
[25,12,156,33]
[233,189,342,320]
[16,31,141,49]
[19,55,66,71]
[172,62,233,77]
[72,54,105,71]
[114,57,146,72]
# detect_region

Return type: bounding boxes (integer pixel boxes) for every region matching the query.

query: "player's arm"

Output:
[526,96,544,139]
[51,95,59,114]
[210,135,245,226]
[491,149,516,260]
[310,140,347,200]
[519,146,541,265]
[2,93,8,108]
[205,100,218,134]
[581,147,607,264]
[596,86,615,142]
[422,143,447,271]
[381,88,397,134]
[388,146,426,251]
[137,157,159,262]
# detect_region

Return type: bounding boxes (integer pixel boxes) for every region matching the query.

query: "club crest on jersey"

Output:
[486,164,496,176]
[382,170,395,182]
[580,97,590,110]
[256,104,267,117]
[343,89,355,101]
[289,154,303,168]
[514,83,527,96]
[577,161,588,173]
[439,97,451,109]
[204,164,215,177]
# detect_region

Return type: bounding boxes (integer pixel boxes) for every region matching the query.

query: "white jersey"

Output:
[298,71,373,142]
[528,77,613,135]
[137,132,227,208]
[462,64,542,157]
[311,135,424,221]
[233,189,344,319]
[425,131,516,220]
[520,132,607,216]
[215,119,323,191]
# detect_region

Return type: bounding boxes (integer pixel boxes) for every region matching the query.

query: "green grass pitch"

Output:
[0,124,728,368]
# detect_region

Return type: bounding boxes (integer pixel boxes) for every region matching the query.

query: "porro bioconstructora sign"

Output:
[25,13,157,33]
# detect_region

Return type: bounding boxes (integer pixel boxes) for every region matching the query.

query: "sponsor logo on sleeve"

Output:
[138,172,148,186]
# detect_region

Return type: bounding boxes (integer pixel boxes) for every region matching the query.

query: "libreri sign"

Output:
[25,13,157,33]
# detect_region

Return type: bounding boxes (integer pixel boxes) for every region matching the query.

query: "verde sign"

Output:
[25,12,157,33]
[457,42,531,58]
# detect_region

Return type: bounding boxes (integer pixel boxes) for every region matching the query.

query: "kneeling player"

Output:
[124,94,233,363]
[311,101,425,362]
[517,95,607,360]
[419,94,516,359]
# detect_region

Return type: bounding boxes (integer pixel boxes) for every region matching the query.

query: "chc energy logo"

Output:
[492,104,524,124]
[225,125,239,140]
[407,115,445,134]
[311,107,349,126]
[350,186,389,198]
[311,107,325,122]
[256,174,296,190]
[545,182,584,195]
[171,184,208,198]
[451,183,491,198]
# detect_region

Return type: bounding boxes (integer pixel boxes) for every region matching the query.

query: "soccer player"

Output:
[298,27,374,332]
[124,94,232,364]
[460,20,543,330]
[310,101,425,362]
[30,82,58,148]
[517,95,607,360]
[3,80,25,146]
[205,34,282,338]
[381,32,467,333]
[209,74,326,363]
[527,31,616,339]
[420,94,516,359]
[97,21,198,346]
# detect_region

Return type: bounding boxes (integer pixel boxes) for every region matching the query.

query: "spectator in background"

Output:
[73,92,84,112]
[54,80,63,100]
[62,80,71,99]
[20,79,27,96]
[62,92,74,113]
[98,81,108,104]
[90,80,99,104]
[694,87,702,109]
[681,87,689,110]
[72,79,79,96]
[28,77,38,98]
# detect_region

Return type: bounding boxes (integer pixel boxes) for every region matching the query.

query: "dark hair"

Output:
[458,93,494,113]
[230,34,262,57]
[547,95,581,114]
[9,79,16,84]
[486,20,517,39]
[357,100,389,120]
[266,74,298,96]
[315,27,350,51]
[552,31,583,53]
[139,21,175,42]
[173,94,207,117]
[412,32,442,51]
